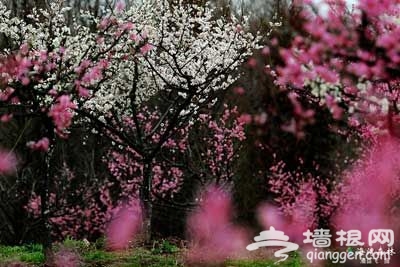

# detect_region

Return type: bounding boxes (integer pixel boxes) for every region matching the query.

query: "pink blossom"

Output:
[247,57,257,68]
[78,87,89,98]
[238,113,252,125]
[186,186,248,263]
[115,1,126,12]
[19,43,29,55]
[359,0,393,17]
[27,137,50,152]
[140,44,154,55]
[267,159,340,235]
[80,62,105,85]
[121,22,134,31]
[233,86,246,95]
[276,0,400,134]
[257,203,308,242]
[261,46,270,56]
[48,95,77,136]
[106,199,143,250]
[254,112,268,125]
[0,149,17,174]
[129,34,140,42]
[25,195,41,217]
[0,114,13,122]
[99,18,111,30]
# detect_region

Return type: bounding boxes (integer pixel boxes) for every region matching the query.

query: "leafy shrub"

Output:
[151,240,179,255]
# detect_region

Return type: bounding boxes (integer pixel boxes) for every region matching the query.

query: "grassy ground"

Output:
[0,239,308,266]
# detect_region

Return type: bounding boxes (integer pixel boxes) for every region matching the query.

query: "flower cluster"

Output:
[276,0,400,134]
[48,95,77,137]
[0,1,151,143]
[268,157,341,229]
[80,0,260,119]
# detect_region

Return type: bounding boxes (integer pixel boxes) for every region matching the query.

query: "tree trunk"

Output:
[40,148,53,266]
[40,118,55,265]
[140,159,153,244]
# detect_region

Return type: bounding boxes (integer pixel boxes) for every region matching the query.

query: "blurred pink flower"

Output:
[54,248,81,267]
[254,112,268,125]
[247,58,257,68]
[257,203,308,243]
[238,114,252,125]
[0,114,13,123]
[186,185,248,263]
[257,203,323,266]
[334,136,400,245]
[0,149,17,174]
[262,46,270,56]
[115,1,126,12]
[27,137,50,152]
[233,86,246,95]
[140,44,153,55]
[48,95,76,136]
[106,199,143,250]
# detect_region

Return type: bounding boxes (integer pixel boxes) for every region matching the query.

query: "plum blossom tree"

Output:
[78,0,259,241]
[0,0,259,246]
[22,104,247,242]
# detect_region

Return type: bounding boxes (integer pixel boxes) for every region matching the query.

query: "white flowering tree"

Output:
[81,0,260,241]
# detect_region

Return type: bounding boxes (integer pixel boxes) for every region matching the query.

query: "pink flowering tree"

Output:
[268,0,400,245]
[225,43,361,232]
[22,103,246,245]
[267,158,342,231]
[105,103,249,240]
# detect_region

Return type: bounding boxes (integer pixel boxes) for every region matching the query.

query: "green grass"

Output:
[0,244,44,265]
[0,243,309,266]
[63,237,91,252]
[123,249,181,267]
[19,252,45,265]
[227,252,305,267]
